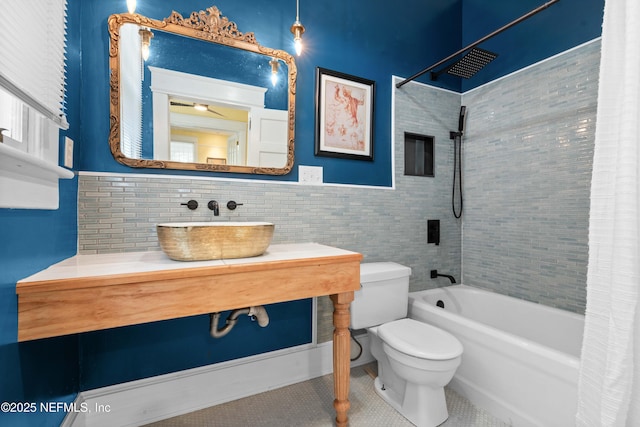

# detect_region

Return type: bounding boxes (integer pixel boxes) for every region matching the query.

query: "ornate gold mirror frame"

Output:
[108,6,296,175]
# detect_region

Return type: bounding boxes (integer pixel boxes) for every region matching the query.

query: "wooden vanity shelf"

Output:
[16,243,362,427]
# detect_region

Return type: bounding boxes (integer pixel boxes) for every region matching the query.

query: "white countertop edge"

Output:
[19,243,360,284]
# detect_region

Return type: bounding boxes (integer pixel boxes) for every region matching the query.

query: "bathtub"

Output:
[408,285,584,427]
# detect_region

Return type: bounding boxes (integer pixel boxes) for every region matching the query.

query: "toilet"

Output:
[351,262,463,427]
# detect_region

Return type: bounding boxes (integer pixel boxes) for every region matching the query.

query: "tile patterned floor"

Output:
[144,364,510,427]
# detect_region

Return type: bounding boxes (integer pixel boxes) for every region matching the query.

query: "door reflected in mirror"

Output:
[168,98,249,165]
[109,6,296,175]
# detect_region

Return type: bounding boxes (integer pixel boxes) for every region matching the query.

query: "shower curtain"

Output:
[575,0,640,426]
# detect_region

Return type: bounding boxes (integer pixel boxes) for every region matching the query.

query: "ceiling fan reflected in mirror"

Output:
[169,100,225,117]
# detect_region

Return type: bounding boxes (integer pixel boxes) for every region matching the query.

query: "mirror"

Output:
[108,6,296,175]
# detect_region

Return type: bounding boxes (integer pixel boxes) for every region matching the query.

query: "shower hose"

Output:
[452,133,463,218]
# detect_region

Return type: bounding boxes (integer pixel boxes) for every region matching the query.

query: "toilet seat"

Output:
[377,318,463,360]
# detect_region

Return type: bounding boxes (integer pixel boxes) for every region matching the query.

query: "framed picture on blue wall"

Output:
[315,67,375,161]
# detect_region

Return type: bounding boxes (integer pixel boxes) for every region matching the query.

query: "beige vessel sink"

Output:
[157,222,275,261]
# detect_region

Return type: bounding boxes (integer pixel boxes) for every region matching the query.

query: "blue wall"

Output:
[0,187,79,427]
[76,0,603,181]
[459,0,603,91]
[0,0,603,425]
[79,300,312,390]
[77,0,462,186]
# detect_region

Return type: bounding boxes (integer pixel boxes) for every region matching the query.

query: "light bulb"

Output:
[269,58,279,87]
[141,44,150,60]
[294,38,303,56]
[290,20,305,57]
[126,0,136,14]
[194,104,207,112]
[139,28,153,61]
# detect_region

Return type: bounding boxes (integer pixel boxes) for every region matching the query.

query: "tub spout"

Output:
[430,269,456,284]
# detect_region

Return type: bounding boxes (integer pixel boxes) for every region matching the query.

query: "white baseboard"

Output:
[63,335,373,427]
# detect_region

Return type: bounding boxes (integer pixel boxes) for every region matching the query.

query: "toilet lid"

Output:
[377,318,463,360]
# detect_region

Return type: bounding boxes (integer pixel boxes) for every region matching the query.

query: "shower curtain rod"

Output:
[395,0,560,89]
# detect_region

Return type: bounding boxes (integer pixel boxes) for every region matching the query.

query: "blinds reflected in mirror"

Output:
[120,24,143,158]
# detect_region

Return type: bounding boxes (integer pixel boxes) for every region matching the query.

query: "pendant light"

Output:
[269,58,280,86]
[290,0,305,56]
[139,28,153,61]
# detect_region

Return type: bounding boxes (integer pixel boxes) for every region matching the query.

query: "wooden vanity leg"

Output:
[330,291,354,427]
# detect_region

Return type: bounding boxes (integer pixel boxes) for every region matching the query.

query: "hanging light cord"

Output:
[452,134,463,218]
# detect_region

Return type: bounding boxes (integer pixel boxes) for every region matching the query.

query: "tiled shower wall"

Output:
[78,82,461,342]
[461,39,600,314]
[78,37,598,343]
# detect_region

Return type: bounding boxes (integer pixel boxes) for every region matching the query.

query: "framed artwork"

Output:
[315,67,375,161]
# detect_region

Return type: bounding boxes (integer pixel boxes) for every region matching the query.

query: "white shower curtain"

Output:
[575,0,640,426]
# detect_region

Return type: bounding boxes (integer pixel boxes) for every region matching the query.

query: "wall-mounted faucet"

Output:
[430,270,456,284]
[208,200,220,216]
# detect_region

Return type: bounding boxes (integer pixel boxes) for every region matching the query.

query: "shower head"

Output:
[447,48,498,78]
[431,47,498,80]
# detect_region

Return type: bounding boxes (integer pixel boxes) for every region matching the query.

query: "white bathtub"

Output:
[408,285,584,427]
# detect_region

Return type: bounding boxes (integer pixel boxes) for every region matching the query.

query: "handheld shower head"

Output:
[452,106,465,218]
[458,105,467,133]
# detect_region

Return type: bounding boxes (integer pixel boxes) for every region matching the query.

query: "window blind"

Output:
[0,0,68,129]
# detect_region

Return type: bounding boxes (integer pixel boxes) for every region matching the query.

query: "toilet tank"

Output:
[350,262,412,330]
